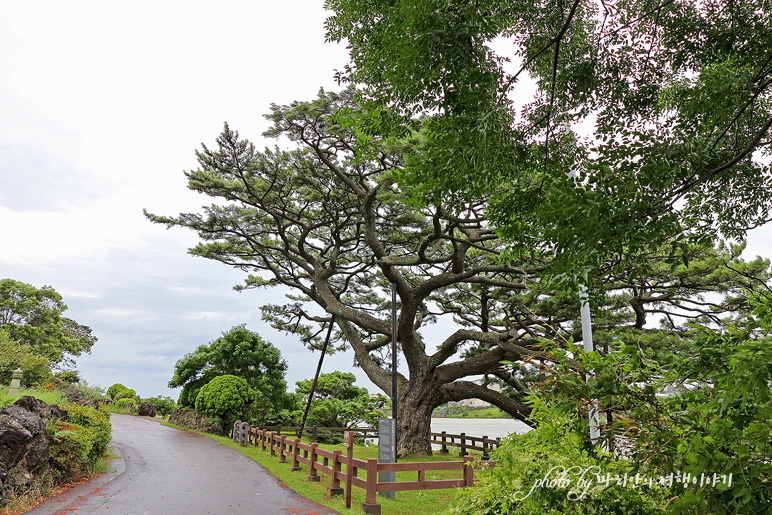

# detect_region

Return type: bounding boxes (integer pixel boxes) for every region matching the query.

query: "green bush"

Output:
[49,421,96,480]
[144,395,176,417]
[106,383,130,399]
[449,432,669,515]
[481,292,772,515]
[62,403,111,454]
[194,375,252,433]
[0,328,50,386]
[114,388,136,401]
[53,370,80,385]
[72,380,107,400]
[111,397,137,414]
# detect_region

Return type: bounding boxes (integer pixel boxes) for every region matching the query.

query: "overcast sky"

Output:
[2,2,771,400]
[0,1,369,398]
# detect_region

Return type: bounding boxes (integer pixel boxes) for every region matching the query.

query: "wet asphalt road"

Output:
[26,414,341,515]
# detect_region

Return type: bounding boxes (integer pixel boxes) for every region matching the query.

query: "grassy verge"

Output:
[434,406,512,419]
[162,423,488,515]
[0,386,68,408]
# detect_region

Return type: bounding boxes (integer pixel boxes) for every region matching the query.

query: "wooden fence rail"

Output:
[248,427,490,515]
[257,425,379,441]
[256,425,502,458]
[430,431,501,459]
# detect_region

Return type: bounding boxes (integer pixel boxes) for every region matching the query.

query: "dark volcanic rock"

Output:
[0,397,67,500]
[0,414,33,467]
[168,409,223,435]
[79,399,102,409]
[65,388,85,404]
[13,396,67,423]
[137,402,157,417]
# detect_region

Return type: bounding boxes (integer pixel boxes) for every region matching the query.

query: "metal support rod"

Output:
[298,316,335,438]
[579,284,601,443]
[391,281,398,461]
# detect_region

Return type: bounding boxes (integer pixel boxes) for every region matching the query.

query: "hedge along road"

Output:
[26,414,341,515]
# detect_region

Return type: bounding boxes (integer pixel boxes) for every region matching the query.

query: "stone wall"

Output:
[0,396,67,500]
[168,409,224,435]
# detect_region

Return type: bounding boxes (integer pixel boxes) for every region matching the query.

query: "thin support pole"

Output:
[579,284,601,443]
[298,315,336,438]
[391,281,398,462]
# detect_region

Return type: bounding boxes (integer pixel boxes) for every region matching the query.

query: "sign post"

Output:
[378,418,396,499]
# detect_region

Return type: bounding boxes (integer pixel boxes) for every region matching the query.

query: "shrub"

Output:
[72,380,107,400]
[144,396,176,417]
[53,370,80,385]
[449,432,669,515]
[0,328,51,386]
[194,375,252,433]
[106,383,130,399]
[62,403,111,455]
[49,421,96,480]
[114,388,136,401]
[111,398,137,414]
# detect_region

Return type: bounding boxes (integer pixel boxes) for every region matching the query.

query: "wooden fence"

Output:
[245,426,493,515]
[256,425,502,459]
[257,425,379,441]
[430,431,501,459]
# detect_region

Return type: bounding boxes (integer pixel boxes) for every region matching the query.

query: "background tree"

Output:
[146,90,768,454]
[142,396,177,418]
[325,0,772,276]
[194,374,253,434]
[0,328,50,385]
[0,278,96,367]
[107,383,130,399]
[168,325,294,425]
[294,371,387,429]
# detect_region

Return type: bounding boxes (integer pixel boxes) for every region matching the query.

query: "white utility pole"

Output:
[579,283,601,443]
[569,165,601,444]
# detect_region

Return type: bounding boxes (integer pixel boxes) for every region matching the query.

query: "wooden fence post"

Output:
[312,426,318,442]
[463,455,475,487]
[482,435,490,460]
[291,438,302,471]
[270,432,277,457]
[306,442,320,482]
[344,431,354,509]
[440,431,448,454]
[326,449,344,497]
[459,433,467,456]
[361,458,381,515]
[279,435,287,463]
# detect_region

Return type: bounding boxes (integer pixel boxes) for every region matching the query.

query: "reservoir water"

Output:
[430,417,532,449]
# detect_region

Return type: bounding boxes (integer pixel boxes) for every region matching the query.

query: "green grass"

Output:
[436,406,512,419]
[0,386,68,408]
[163,423,488,515]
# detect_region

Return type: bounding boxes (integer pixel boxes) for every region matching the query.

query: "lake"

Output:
[430,417,532,447]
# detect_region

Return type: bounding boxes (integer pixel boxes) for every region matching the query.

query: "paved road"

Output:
[26,414,341,515]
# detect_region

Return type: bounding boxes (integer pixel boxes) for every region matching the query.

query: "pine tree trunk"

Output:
[395,382,436,456]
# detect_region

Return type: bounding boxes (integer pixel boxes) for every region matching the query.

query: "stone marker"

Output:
[8,368,22,397]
